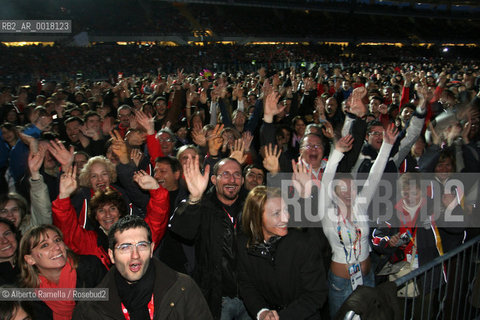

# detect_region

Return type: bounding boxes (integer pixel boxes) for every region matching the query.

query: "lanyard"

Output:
[337,214,362,264]
[122,294,154,320]
[223,207,236,229]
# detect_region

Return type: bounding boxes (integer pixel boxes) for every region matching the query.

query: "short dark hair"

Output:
[154,96,167,105]
[243,164,265,178]
[108,215,152,250]
[0,217,19,244]
[155,156,181,173]
[64,116,84,126]
[89,189,128,228]
[0,300,33,320]
[367,120,383,133]
[84,111,101,122]
[0,193,28,223]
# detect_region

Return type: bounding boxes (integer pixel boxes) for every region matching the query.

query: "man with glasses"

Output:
[299,133,327,179]
[353,90,426,174]
[156,128,176,156]
[243,164,265,191]
[170,157,250,319]
[73,215,212,319]
[116,105,134,138]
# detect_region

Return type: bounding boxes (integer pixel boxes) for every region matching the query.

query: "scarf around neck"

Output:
[38,258,77,320]
[115,260,155,320]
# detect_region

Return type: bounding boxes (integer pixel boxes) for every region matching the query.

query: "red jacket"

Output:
[52,187,170,269]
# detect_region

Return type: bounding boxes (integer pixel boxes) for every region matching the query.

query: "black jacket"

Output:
[169,187,245,319]
[237,229,328,320]
[73,257,213,320]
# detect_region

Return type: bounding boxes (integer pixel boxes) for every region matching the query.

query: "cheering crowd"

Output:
[1,54,480,319]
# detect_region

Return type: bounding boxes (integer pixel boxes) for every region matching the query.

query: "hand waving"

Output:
[183,155,210,201]
[292,157,313,198]
[48,139,74,171]
[135,110,155,135]
[59,165,77,199]
[133,170,160,190]
[384,123,399,145]
[335,135,354,153]
[229,139,247,165]
[110,130,129,164]
[28,145,46,180]
[262,144,281,174]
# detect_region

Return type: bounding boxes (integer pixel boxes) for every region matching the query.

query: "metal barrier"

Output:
[341,234,480,320]
[393,234,480,320]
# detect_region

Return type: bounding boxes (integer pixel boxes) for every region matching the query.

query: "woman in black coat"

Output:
[237,186,328,320]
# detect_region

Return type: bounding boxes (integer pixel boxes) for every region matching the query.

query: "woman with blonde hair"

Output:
[18,224,106,320]
[237,186,327,320]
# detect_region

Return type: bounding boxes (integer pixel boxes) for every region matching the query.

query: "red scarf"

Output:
[38,258,77,320]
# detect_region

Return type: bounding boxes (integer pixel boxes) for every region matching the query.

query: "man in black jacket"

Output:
[170,156,250,320]
[73,215,212,320]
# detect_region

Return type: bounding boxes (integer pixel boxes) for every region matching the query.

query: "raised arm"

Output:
[133,170,170,249]
[357,124,397,210]
[52,166,99,256]
[28,146,52,226]
[169,155,210,240]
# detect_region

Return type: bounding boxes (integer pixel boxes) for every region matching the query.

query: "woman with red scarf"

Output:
[18,224,106,320]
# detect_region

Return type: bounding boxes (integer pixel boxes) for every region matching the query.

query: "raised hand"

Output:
[259,310,280,320]
[110,130,129,164]
[28,145,46,180]
[335,134,354,153]
[315,96,325,115]
[428,122,442,146]
[292,157,313,198]
[262,78,273,98]
[229,139,247,165]
[322,120,335,140]
[130,148,143,168]
[207,124,224,154]
[59,165,77,199]
[102,117,115,136]
[133,170,160,190]
[176,68,185,84]
[192,128,207,147]
[416,85,428,111]
[80,125,101,141]
[242,131,253,151]
[262,144,281,174]
[48,139,74,171]
[264,91,284,123]
[183,155,210,201]
[349,86,368,118]
[384,123,399,145]
[199,88,208,104]
[135,110,155,135]
[19,132,39,153]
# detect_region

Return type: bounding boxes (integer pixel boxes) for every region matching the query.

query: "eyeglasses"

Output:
[0,207,20,216]
[246,172,264,180]
[115,241,151,254]
[368,131,384,136]
[158,138,173,143]
[302,144,323,150]
[217,171,242,180]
